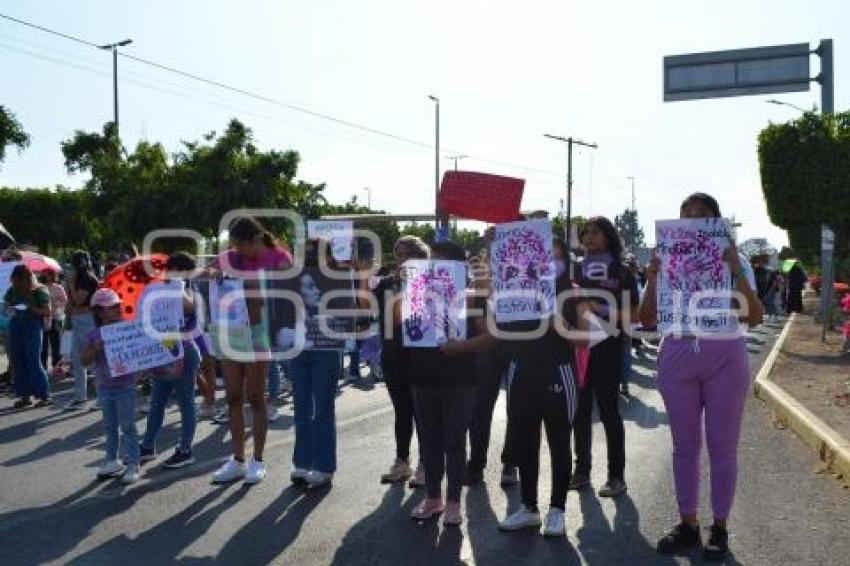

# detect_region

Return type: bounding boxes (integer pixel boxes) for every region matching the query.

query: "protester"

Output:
[491,237,590,537]
[571,216,639,498]
[464,250,518,487]
[82,288,141,484]
[369,236,428,487]
[401,241,478,525]
[288,239,342,490]
[41,269,67,375]
[3,264,52,408]
[640,192,763,560]
[139,252,202,470]
[64,250,100,411]
[209,216,292,485]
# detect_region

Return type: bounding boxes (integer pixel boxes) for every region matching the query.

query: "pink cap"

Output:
[90,288,121,308]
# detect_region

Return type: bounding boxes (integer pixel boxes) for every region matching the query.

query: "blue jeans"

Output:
[291,350,339,474]
[142,342,200,452]
[71,313,96,402]
[9,315,49,400]
[99,386,140,464]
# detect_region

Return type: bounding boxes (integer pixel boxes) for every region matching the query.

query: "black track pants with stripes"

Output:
[507,361,578,511]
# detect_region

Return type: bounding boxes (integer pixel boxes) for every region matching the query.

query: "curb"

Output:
[753,313,850,481]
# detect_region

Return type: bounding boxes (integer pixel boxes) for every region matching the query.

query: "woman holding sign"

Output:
[209,217,292,486]
[640,193,762,561]
[571,217,639,498]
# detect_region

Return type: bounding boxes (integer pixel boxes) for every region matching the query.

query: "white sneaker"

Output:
[305,470,333,489]
[290,468,309,485]
[244,459,267,485]
[96,459,125,479]
[542,508,566,537]
[212,457,246,483]
[499,506,542,532]
[267,403,280,423]
[122,463,140,484]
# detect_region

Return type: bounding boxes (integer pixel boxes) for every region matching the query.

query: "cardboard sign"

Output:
[267,268,356,351]
[438,171,525,223]
[490,220,556,322]
[102,319,184,377]
[136,280,185,336]
[401,260,467,348]
[308,220,354,261]
[655,218,733,334]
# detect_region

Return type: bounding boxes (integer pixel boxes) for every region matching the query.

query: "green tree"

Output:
[0,106,31,165]
[758,111,850,272]
[614,209,646,252]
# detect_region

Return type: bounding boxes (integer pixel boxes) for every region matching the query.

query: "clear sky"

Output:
[1,0,847,247]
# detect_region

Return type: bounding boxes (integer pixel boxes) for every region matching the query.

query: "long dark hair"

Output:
[70,250,93,273]
[579,216,624,261]
[229,217,277,248]
[680,192,722,218]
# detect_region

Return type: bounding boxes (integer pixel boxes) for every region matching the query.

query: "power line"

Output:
[0,12,565,177]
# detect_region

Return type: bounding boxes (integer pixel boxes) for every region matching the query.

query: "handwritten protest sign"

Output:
[0,261,22,302]
[208,279,250,327]
[308,220,354,261]
[267,268,356,351]
[102,319,184,377]
[655,218,733,334]
[490,220,556,323]
[438,171,525,223]
[137,280,184,337]
[401,260,467,348]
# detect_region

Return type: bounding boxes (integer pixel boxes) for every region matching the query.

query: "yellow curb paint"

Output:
[754,314,850,481]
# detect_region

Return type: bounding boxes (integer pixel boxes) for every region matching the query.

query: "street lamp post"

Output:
[766,99,812,113]
[626,176,636,211]
[99,39,133,138]
[363,187,372,210]
[544,134,598,252]
[427,95,445,235]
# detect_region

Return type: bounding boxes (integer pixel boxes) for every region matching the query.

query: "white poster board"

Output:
[0,261,22,302]
[490,220,556,323]
[102,319,184,377]
[401,260,467,348]
[137,280,185,336]
[208,279,250,327]
[308,220,354,262]
[655,218,733,335]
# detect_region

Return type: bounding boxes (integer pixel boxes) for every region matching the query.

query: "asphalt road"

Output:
[1,318,848,565]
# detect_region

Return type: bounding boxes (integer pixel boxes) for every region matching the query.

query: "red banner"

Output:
[437,171,525,223]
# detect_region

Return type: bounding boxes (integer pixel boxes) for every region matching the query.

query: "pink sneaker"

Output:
[411,498,444,520]
[443,501,463,526]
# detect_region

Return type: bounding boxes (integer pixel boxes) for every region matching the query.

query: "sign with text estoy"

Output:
[490,219,556,323]
[401,260,467,348]
[655,217,733,335]
[102,319,184,377]
[438,171,525,223]
[308,220,354,261]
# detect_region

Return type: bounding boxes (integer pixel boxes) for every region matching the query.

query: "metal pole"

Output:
[112,47,119,137]
[818,39,834,114]
[567,138,573,252]
[628,176,636,211]
[818,39,834,341]
[435,100,441,231]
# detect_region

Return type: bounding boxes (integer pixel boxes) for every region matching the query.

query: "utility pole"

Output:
[428,95,446,237]
[626,176,636,211]
[99,39,133,138]
[544,134,598,252]
[363,187,372,209]
[445,154,467,171]
[817,39,834,342]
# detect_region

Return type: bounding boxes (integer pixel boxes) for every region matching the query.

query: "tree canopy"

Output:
[0,106,30,165]
[614,208,645,252]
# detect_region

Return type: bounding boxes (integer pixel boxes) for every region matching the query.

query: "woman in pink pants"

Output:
[640,193,763,561]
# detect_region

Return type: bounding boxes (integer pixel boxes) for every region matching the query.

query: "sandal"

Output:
[13,398,33,409]
[411,498,445,521]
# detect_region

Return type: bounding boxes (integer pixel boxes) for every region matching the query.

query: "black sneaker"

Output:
[164,448,195,469]
[139,445,157,464]
[568,472,591,491]
[657,521,701,554]
[703,524,729,561]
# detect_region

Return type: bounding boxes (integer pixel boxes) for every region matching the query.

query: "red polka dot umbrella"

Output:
[100,254,169,320]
